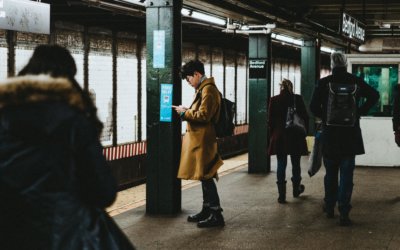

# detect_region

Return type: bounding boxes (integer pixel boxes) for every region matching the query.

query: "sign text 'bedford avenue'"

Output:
[342,12,365,43]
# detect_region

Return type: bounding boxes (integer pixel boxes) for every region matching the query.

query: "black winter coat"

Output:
[310,67,379,157]
[0,75,133,250]
[268,90,309,156]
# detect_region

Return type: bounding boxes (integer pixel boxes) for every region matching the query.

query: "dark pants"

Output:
[276,154,302,184]
[201,178,221,209]
[323,156,355,215]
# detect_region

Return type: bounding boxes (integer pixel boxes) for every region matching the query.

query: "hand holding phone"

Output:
[172,105,188,113]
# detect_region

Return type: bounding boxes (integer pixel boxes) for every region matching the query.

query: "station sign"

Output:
[341,12,365,43]
[249,59,267,79]
[0,0,50,34]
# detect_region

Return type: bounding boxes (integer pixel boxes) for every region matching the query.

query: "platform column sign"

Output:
[160,83,173,122]
[248,34,271,173]
[146,0,182,215]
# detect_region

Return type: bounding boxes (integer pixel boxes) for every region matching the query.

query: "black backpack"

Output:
[326,82,358,127]
[200,84,235,138]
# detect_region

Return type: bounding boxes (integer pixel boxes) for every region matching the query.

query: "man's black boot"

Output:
[323,204,334,218]
[277,181,287,204]
[187,206,211,222]
[292,178,305,198]
[339,214,352,226]
[197,208,225,228]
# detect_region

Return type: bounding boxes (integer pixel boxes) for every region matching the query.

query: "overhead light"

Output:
[118,0,146,6]
[181,8,191,16]
[274,34,302,46]
[240,25,250,31]
[182,8,226,26]
[321,46,335,53]
[222,22,276,34]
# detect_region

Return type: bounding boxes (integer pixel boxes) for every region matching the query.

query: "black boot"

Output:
[292,178,305,198]
[276,181,287,204]
[323,204,334,218]
[197,208,225,228]
[187,206,211,222]
[339,213,352,226]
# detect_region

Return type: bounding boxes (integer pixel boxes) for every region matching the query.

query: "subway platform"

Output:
[109,153,400,249]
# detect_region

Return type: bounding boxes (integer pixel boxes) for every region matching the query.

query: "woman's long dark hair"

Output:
[18,44,103,136]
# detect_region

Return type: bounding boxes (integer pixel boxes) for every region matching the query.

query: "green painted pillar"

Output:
[248,34,271,173]
[146,0,182,215]
[301,39,320,134]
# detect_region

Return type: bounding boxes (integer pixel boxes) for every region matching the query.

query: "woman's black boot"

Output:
[197,208,225,228]
[292,178,305,197]
[277,181,287,203]
[187,206,211,222]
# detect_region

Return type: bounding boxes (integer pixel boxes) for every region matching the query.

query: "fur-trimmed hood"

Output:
[0,74,86,110]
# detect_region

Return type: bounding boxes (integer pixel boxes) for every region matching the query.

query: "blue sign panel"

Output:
[153,30,165,68]
[160,83,173,122]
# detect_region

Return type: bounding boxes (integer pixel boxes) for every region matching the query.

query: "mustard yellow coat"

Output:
[177,77,224,180]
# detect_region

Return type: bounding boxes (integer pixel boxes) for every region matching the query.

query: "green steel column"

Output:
[248,34,271,173]
[301,39,320,134]
[146,0,182,215]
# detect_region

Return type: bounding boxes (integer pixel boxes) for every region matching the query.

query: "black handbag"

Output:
[285,95,306,136]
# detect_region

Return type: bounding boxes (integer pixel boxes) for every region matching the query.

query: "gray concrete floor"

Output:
[113,154,400,249]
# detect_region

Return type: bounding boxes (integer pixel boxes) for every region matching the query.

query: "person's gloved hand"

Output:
[395,130,400,147]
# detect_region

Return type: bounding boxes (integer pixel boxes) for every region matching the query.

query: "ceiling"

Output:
[184,0,400,49]
[45,0,400,52]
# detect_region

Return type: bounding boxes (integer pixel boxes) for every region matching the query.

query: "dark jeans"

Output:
[201,178,221,209]
[276,154,302,184]
[323,156,355,215]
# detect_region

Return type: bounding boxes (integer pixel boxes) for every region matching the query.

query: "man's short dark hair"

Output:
[181,60,205,80]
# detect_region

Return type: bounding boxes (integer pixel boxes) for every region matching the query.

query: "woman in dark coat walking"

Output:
[0,45,135,250]
[268,79,309,203]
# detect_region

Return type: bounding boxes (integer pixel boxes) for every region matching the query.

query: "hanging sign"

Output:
[160,83,173,122]
[0,0,50,34]
[341,12,365,43]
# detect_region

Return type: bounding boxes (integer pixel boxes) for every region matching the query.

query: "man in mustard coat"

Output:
[173,60,225,228]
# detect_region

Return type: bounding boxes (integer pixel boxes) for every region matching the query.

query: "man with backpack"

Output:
[310,52,379,226]
[173,60,225,228]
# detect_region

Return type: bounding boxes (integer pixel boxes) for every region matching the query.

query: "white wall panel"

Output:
[212,49,224,92]
[89,52,113,146]
[0,47,6,80]
[236,55,247,124]
[0,31,6,80]
[117,56,138,144]
[72,53,84,88]
[140,47,147,140]
[15,49,33,74]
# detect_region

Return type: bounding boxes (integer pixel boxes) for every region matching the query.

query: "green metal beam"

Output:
[301,39,320,134]
[146,0,182,215]
[248,34,271,174]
